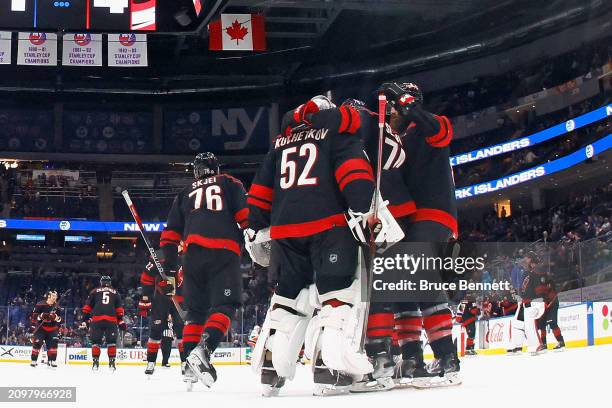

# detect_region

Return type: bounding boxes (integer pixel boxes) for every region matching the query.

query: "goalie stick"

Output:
[122,190,186,322]
[358,93,388,350]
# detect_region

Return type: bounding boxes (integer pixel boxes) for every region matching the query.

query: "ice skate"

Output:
[161,362,171,368]
[182,364,198,392]
[47,360,57,368]
[350,351,395,393]
[393,355,437,388]
[109,357,116,371]
[92,357,99,371]
[531,344,546,356]
[312,356,354,396]
[261,355,285,397]
[30,361,37,368]
[413,353,462,389]
[553,341,565,352]
[186,339,217,388]
[144,362,155,376]
[464,348,477,356]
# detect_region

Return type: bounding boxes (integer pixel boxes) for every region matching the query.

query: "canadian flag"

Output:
[209,14,266,51]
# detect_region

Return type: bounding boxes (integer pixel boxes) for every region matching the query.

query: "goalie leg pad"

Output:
[318,304,373,376]
[251,288,314,379]
[524,304,544,353]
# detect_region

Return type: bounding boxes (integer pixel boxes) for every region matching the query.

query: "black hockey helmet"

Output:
[100,275,112,287]
[525,250,541,264]
[45,290,58,301]
[193,152,219,179]
[396,82,423,104]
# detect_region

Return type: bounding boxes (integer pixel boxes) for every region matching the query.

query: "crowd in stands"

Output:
[426,36,612,117]
[451,93,612,187]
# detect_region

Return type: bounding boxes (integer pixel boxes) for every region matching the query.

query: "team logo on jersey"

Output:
[329,254,338,263]
[119,33,137,47]
[73,34,92,47]
[29,33,47,46]
[224,289,231,296]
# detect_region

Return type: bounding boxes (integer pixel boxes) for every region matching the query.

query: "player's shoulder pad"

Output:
[220,173,244,187]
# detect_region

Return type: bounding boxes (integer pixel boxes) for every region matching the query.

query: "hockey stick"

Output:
[30,289,72,338]
[122,190,187,322]
[359,93,388,350]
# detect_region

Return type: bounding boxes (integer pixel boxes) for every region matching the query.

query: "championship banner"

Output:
[107,33,148,67]
[62,33,102,67]
[0,31,11,65]
[17,32,57,66]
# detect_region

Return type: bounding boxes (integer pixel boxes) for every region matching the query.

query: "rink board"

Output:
[473,302,612,354]
[0,345,249,366]
[2,302,611,365]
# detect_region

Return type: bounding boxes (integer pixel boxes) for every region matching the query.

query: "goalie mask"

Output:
[193,152,219,179]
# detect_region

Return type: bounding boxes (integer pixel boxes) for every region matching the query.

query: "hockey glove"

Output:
[138,296,152,317]
[118,320,128,332]
[244,228,272,267]
[158,277,175,297]
[377,82,422,116]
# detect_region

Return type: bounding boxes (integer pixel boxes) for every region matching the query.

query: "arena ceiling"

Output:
[0,0,609,97]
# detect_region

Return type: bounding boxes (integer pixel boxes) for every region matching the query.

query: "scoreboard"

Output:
[0,0,157,31]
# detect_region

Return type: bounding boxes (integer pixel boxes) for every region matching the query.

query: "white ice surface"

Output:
[1,345,610,408]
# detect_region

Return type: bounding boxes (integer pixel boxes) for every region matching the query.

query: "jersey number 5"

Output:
[280,143,318,189]
[102,292,110,305]
[189,185,223,211]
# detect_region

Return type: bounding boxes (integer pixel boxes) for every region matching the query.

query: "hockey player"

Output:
[456,294,480,356]
[160,152,248,389]
[246,96,400,396]
[339,97,416,392]
[377,82,461,388]
[138,257,186,376]
[81,276,126,371]
[534,270,565,351]
[29,291,62,368]
[506,252,547,355]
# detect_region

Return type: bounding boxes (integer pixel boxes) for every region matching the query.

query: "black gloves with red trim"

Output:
[377,82,423,117]
[118,319,127,332]
[138,296,152,317]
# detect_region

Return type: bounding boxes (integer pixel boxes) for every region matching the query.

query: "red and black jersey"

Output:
[523,272,558,305]
[31,302,62,332]
[160,173,248,264]
[359,110,416,221]
[140,259,184,302]
[82,287,124,323]
[456,300,479,326]
[399,107,458,237]
[500,299,518,316]
[248,106,375,239]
